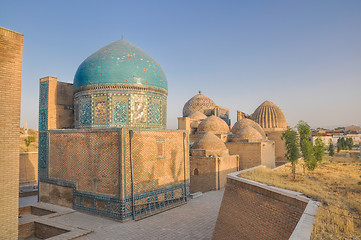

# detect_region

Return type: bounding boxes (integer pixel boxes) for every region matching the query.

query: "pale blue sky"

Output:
[1,0,361,129]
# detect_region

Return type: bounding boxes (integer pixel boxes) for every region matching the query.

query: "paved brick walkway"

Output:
[48,189,224,240]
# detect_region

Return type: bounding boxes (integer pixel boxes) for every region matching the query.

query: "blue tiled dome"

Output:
[73,39,167,91]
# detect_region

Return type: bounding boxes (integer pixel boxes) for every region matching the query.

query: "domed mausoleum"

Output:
[178,93,231,142]
[251,100,288,130]
[197,115,230,135]
[73,39,167,129]
[189,132,238,193]
[236,100,288,166]
[231,126,264,143]
[38,39,189,221]
[231,118,266,139]
[183,93,216,117]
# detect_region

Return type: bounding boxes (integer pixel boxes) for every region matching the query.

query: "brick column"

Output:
[0,26,23,239]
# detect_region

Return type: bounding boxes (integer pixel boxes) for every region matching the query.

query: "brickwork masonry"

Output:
[212,167,319,240]
[0,26,23,240]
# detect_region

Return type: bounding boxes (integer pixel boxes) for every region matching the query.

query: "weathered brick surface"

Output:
[0,26,23,240]
[19,152,38,184]
[43,77,74,130]
[190,155,238,193]
[226,141,275,169]
[48,131,120,196]
[213,178,306,240]
[266,130,287,163]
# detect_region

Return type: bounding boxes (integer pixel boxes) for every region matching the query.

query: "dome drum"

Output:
[74,88,166,129]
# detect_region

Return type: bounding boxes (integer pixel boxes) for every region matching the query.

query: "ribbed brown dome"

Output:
[231,118,266,138]
[183,93,216,117]
[188,111,207,120]
[192,132,227,150]
[197,115,229,134]
[231,126,263,142]
[251,100,288,129]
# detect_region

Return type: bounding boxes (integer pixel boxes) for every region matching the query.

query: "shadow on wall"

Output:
[212,169,319,240]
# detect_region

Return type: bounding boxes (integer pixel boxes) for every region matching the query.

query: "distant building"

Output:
[179,94,277,193]
[311,132,361,146]
[345,125,361,132]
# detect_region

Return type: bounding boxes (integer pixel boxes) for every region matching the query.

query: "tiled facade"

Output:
[73,88,167,129]
[0,27,23,239]
[38,39,190,221]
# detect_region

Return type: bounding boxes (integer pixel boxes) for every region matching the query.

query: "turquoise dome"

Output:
[73,39,167,91]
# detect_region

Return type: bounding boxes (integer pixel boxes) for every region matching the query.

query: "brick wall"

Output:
[266,130,287,164]
[0,26,23,240]
[226,142,262,169]
[49,130,120,196]
[261,141,275,169]
[213,173,308,240]
[42,77,73,130]
[226,141,275,169]
[190,155,238,193]
[19,152,38,184]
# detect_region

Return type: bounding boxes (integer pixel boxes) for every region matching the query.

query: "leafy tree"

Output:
[24,136,35,152]
[346,137,353,150]
[337,137,345,152]
[337,137,354,151]
[282,128,300,180]
[328,141,335,156]
[314,137,325,164]
[296,120,317,171]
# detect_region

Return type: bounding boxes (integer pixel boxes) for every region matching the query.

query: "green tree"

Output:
[314,137,325,164]
[337,137,353,151]
[346,137,353,150]
[282,128,300,180]
[296,120,316,171]
[328,141,335,156]
[24,135,35,152]
[337,138,342,152]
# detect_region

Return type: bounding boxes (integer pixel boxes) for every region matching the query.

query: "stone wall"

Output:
[212,170,316,240]
[19,152,38,184]
[0,26,23,239]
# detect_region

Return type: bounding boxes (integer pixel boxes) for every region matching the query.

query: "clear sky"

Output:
[1,0,361,130]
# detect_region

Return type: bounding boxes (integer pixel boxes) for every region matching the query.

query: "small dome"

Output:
[231,126,263,142]
[73,39,167,91]
[192,132,227,150]
[183,93,216,117]
[251,100,288,129]
[231,118,266,138]
[197,115,229,134]
[188,111,207,120]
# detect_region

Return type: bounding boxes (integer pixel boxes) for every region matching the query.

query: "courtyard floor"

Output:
[19,189,224,240]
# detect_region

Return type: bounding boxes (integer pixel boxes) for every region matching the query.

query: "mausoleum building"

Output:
[38,39,190,221]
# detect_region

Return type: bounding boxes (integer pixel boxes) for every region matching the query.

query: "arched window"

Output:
[194,168,199,176]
